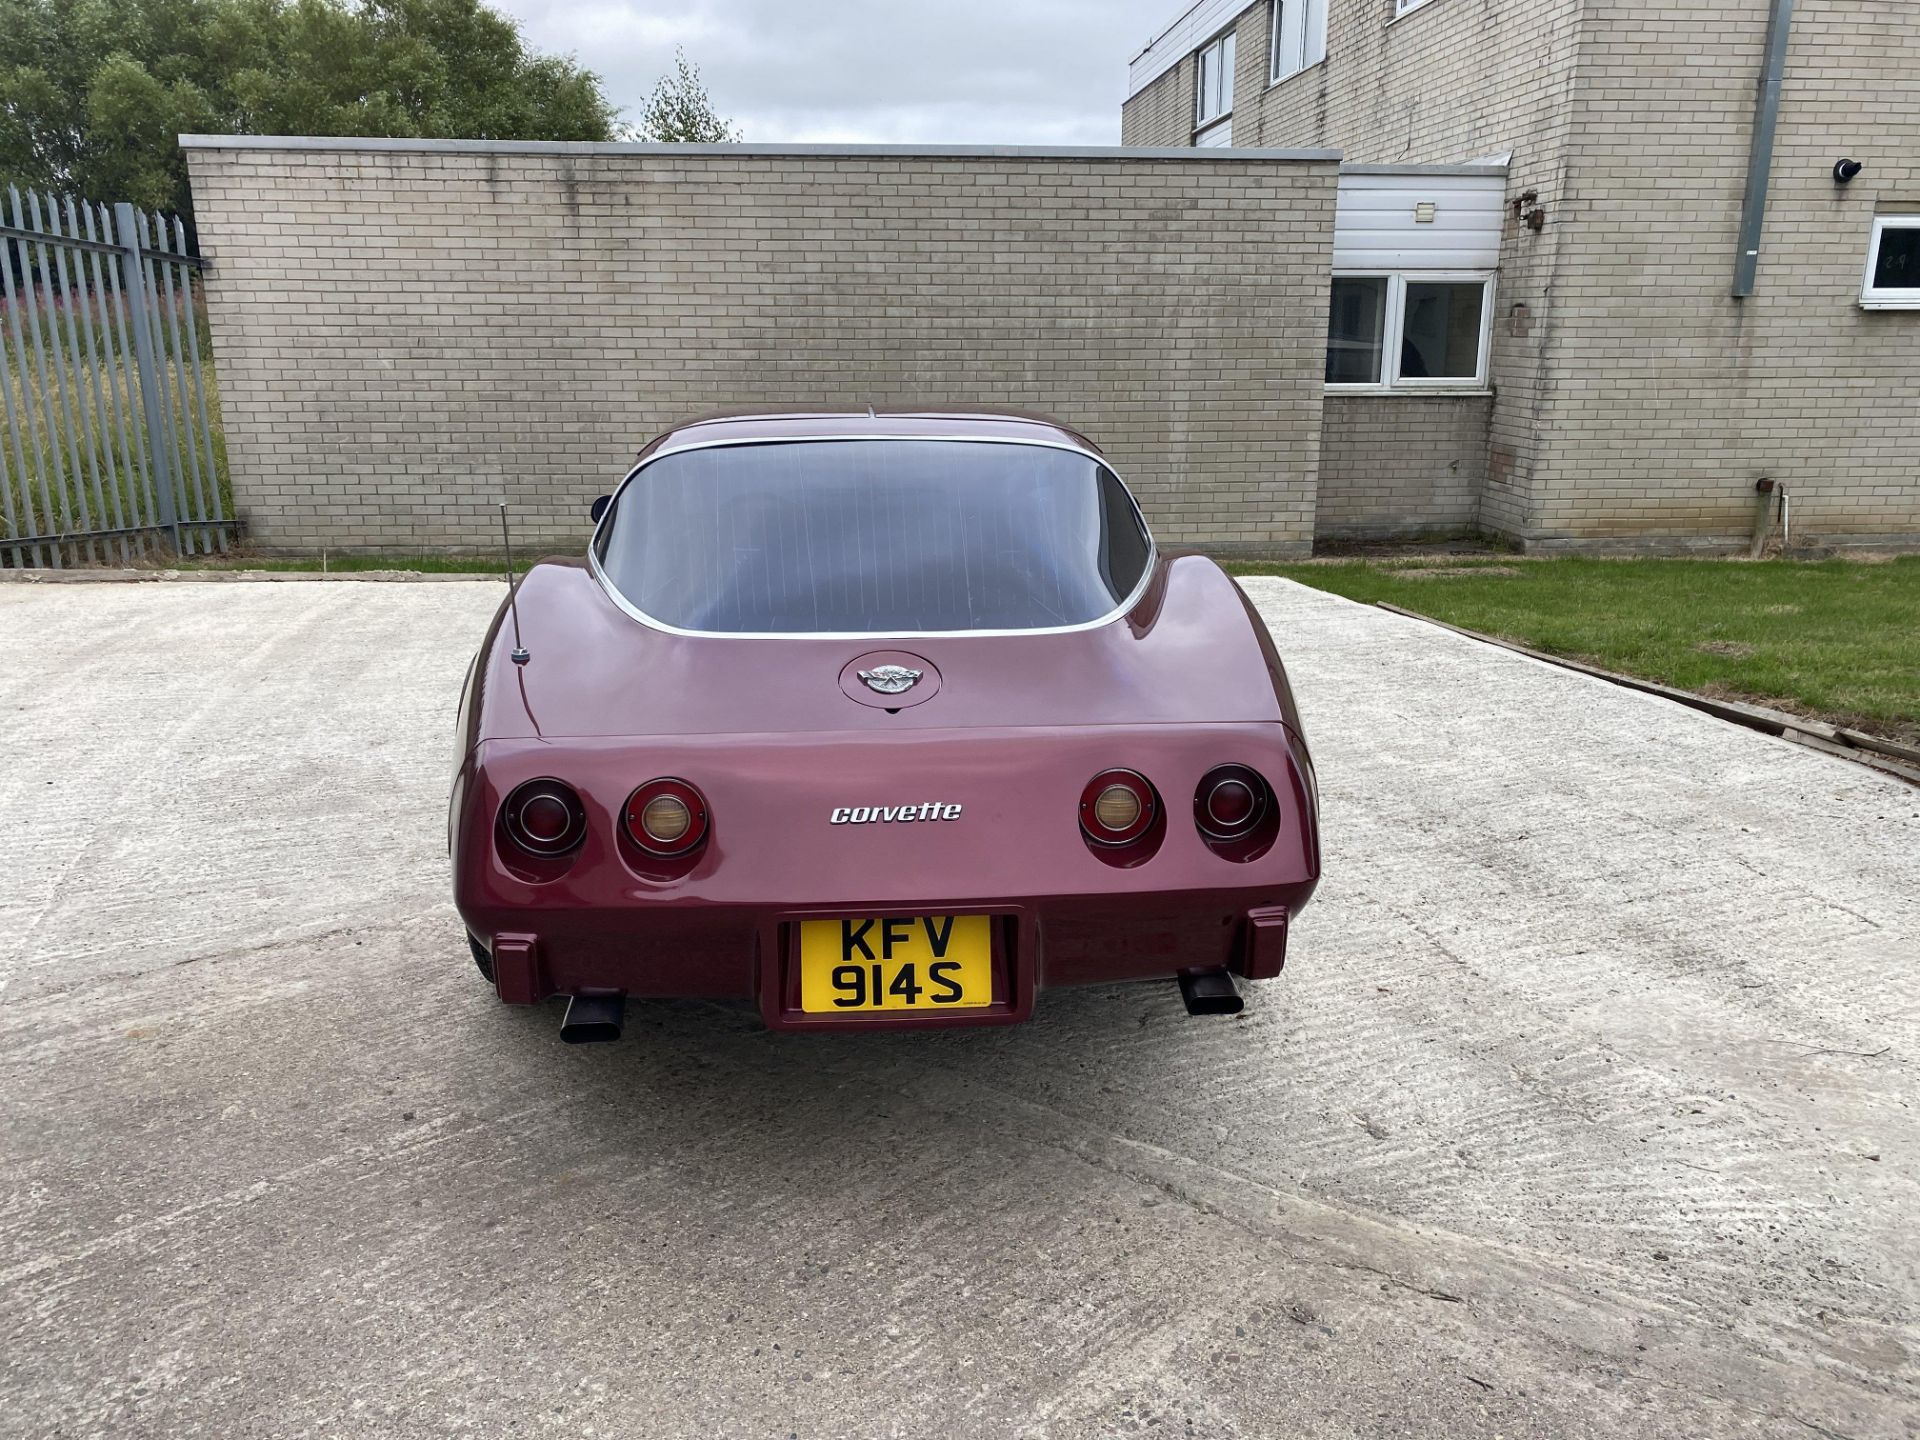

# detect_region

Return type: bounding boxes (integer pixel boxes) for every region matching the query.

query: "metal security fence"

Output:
[0,187,232,566]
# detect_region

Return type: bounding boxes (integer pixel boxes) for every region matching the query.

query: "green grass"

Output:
[1233,555,1920,742]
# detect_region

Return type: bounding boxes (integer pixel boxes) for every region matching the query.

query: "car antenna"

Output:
[497,500,530,666]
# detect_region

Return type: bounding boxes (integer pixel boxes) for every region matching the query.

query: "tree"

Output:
[0,0,621,220]
[633,48,739,144]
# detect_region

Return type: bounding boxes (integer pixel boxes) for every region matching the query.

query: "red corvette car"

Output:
[449,411,1320,1040]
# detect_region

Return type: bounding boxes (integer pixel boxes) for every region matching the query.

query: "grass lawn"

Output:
[1234,555,1920,744]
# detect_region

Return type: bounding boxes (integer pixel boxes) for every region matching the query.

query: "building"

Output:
[1123,0,1920,552]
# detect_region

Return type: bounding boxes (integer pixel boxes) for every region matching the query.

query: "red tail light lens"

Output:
[1206,780,1257,828]
[501,779,587,857]
[1194,765,1271,842]
[625,778,709,856]
[1080,769,1156,846]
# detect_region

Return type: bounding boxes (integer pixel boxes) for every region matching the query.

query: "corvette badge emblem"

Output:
[858,664,923,696]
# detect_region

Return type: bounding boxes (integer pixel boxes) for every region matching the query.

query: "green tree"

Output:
[633,47,739,144]
[0,0,620,220]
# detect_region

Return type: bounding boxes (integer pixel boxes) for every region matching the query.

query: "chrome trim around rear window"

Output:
[585,433,1159,641]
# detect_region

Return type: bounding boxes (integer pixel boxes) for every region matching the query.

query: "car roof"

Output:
[636,408,1106,462]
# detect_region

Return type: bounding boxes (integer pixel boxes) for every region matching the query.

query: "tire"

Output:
[467,932,495,983]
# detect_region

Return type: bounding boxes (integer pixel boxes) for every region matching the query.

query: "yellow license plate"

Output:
[797,915,993,1013]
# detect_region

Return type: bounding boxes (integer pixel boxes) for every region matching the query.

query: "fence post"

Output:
[113,202,181,554]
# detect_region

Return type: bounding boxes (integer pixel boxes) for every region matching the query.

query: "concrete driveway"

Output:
[2,576,1915,1439]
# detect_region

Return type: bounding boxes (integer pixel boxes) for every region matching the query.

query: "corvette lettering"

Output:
[830,803,963,824]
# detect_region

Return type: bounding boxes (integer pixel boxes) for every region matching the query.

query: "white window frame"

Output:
[1394,0,1440,17]
[1194,28,1235,143]
[1269,0,1327,86]
[1861,215,1920,310]
[1326,270,1497,393]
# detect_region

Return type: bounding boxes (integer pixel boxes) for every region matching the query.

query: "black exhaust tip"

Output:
[560,990,626,1044]
[1178,968,1244,1017]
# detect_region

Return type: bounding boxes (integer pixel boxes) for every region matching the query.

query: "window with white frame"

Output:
[1270,0,1327,85]
[1861,216,1920,309]
[1326,273,1495,389]
[1194,30,1235,146]
[1395,0,1440,16]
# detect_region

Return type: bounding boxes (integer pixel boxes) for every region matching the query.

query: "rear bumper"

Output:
[451,721,1319,1031]
[479,894,1303,1032]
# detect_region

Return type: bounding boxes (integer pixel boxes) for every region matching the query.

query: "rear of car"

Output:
[450,414,1319,1035]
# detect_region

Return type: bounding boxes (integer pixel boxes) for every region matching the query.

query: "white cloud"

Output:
[496,0,1181,145]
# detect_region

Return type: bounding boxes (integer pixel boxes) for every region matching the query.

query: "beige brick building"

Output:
[1124,0,1920,550]
[182,139,1341,557]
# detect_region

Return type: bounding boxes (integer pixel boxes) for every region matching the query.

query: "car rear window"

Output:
[593,439,1153,635]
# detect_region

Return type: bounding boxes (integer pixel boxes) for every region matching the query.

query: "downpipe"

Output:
[1749,478,1793,556]
[560,990,626,1044]
[1732,0,1796,297]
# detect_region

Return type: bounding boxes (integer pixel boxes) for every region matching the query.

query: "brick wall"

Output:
[1124,0,1584,542]
[1120,62,1194,146]
[1530,0,1920,548]
[1317,393,1492,538]
[1124,0,1920,550]
[183,141,1338,557]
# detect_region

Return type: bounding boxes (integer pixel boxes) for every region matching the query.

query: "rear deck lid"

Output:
[480,554,1287,740]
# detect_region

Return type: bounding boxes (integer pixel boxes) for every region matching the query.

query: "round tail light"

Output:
[1195,765,1270,841]
[1080,769,1156,846]
[625,778,709,856]
[502,779,587,856]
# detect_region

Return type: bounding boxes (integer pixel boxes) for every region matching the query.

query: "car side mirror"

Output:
[590,494,611,524]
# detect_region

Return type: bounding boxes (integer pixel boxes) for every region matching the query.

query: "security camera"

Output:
[1833,158,1863,184]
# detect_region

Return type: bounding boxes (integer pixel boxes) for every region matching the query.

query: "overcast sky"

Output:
[494,0,1181,145]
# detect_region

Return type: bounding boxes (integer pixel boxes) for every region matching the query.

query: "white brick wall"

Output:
[1531,0,1920,547]
[1318,393,1491,537]
[185,143,1340,557]
[1123,0,1920,549]
[1125,0,1583,542]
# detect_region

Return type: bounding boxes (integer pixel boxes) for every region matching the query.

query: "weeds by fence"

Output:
[0,188,233,566]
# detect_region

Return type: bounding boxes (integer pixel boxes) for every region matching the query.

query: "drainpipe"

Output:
[1749,479,1775,558]
[1733,0,1796,297]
